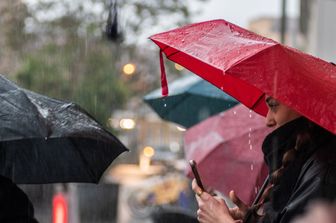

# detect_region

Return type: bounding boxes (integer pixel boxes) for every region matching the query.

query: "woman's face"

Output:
[265,96,301,129]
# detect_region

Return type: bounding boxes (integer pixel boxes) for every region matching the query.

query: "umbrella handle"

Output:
[252,175,270,206]
[242,175,270,223]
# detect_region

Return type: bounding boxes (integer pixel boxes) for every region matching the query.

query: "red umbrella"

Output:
[150,19,336,134]
[184,104,271,205]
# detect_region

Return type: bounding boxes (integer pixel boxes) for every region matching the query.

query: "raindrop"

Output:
[44,137,47,140]
[164,103,167,107]
[233,110,236,115]
[250,164,254,170]
[249,113,252,118]
[255,187,258,194]
[248,139,251,144]
[249,144,253,150]
[249,127,252,132]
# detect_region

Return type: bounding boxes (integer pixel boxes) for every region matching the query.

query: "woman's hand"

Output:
[192,179,236,223]
[228,190,248,220]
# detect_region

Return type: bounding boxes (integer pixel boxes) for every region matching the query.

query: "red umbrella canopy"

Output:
[150,19,336,134]
[184,104,271,205]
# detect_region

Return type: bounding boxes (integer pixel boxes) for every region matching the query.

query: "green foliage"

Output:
[16,44,72,99]
[3,0,208,128]
[73,43,130,125]
[16,39,129,125]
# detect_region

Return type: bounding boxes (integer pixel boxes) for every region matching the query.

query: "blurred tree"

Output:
[1,0,207,126]
[16,37,129,125]
[0,0,30,74]
[0,0,29,51]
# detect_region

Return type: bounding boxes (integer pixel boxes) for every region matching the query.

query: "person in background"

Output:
[291,201,336,223]
[192,96,336,223]
[0,175,38,223]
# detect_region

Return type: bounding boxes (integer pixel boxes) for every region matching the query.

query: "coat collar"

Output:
[262,117,307,173]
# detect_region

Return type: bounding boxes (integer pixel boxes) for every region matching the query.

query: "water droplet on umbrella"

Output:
[250,164,254,170]
[249,144,253,150]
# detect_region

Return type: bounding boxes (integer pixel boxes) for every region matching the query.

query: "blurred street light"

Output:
[140,146,155,172]
[119,118,136,130]
[143,146,155,158]
[122,63,136,75]
[52,192,68,223]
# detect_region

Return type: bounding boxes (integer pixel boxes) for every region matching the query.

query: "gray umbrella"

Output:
[0,74,128,184]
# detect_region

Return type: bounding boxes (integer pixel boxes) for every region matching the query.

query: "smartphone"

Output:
[189,160,205,191]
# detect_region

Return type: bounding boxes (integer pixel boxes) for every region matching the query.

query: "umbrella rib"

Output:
[162,46,180,59]
[69,137,98,181]
[251,93,265,110]
[224,43,279,72]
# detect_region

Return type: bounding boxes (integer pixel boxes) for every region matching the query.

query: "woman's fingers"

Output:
[229,190,248,212]
[228,190,248,220]
[192,179,203,195]
[192,179,236,222]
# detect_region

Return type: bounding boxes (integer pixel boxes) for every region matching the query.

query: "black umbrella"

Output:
[0,74,128,184]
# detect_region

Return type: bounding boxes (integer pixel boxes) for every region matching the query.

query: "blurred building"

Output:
[300,0,336,62]
[248,16,305,49]
[110,97,185,165]
[247,0,336,62]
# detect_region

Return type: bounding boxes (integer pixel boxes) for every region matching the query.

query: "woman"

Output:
[192,96,336,223]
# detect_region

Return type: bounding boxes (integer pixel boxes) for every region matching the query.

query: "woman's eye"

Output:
[269,105,279,112]
[267,101,279,110]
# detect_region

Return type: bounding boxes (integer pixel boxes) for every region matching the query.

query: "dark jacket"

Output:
[259,117,336,223]
[0,176,38,223]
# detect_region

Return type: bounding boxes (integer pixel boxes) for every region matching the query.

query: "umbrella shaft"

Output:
[252,175,270,206]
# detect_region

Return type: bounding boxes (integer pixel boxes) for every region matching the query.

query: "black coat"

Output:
[259,118,336,223]
[0,176,38,223]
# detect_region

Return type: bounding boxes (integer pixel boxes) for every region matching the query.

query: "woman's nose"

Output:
[265,110,276,127]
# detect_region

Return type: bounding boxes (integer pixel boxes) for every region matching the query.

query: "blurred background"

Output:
[0,0,335,222]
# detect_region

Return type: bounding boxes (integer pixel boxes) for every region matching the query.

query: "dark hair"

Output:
[244,118,332,223]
